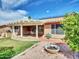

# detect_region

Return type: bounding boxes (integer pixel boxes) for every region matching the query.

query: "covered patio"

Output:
[23,25,44,37]
[9,21,44,38]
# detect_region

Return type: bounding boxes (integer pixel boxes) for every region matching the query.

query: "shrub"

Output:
[62,12,79,52]
[45,33,52,39]
[0,47,15,59]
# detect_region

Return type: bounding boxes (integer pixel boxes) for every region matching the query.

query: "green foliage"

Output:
[28,16,32,20]
[62,12,79,52]
[0,39,38,59]
[0,47,15,59]
[45,33,52,39]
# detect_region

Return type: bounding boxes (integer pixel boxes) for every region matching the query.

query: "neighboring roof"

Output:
[0,25,8,28]
[0,26,11,33]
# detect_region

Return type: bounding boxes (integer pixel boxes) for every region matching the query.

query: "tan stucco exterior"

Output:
[44,24,51,35]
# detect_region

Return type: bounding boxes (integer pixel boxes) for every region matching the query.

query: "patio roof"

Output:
[8,17,64,26]
[8,20,44,26]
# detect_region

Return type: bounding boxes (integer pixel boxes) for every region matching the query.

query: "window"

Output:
[51,24,64,34]
[15,26,20,32]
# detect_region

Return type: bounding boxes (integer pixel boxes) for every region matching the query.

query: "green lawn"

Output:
[0,38,38,59]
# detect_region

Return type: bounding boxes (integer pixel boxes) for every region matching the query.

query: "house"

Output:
[7,17,65,39]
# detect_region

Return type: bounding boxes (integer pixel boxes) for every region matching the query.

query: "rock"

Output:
[74,52,79,59]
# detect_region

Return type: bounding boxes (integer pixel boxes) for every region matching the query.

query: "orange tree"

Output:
[62,12,79,52]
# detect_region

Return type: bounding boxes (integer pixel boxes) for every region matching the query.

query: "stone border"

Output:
[11,42,40,59]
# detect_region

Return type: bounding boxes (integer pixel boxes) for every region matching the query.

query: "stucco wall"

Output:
[44,24,51,35]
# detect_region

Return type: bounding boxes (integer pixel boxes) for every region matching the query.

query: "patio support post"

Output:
[54,24,56,34]
[36,25,38,38]
[12,26,15,37]
[20,25,23,37]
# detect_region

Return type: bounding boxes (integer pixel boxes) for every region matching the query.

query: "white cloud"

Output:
[27,0,43,7]
[0,0,28,25]
[0,9,27,20]
[0,9,28,25]
[67,0,79,5]
[1,0,28,9]
[28,0,61,7]
[17,10,28,15]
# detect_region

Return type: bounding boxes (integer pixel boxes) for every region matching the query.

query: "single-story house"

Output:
[7,17,65,39]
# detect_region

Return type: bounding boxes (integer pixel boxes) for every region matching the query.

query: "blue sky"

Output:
[0,0,79,24]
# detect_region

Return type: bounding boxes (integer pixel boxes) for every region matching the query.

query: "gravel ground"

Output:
[13,41,73,59]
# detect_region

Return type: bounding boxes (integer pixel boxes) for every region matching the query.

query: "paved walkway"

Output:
[13,39,73,59]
